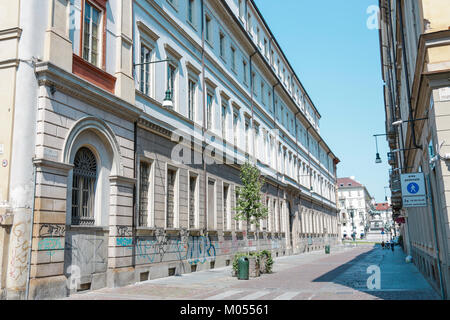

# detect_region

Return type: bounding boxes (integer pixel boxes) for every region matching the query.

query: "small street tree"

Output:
[233,162,268,233]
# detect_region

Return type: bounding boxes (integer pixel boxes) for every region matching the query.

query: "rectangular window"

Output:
[208,179,216,230]
[166,168,177,228]
[245,118,250,154]
[233,110,239,147]
[205,15,212,43]
[223,184,230,230]
[82,2,102,67]
[261,82,265,105]
[238,0,244,19]
[207,92,213,130]
[220,32,225,58]
[231,47,236,72]
[187,0,195,24]
[167,63,176,105]
[264,38,268,57]
[188,79,196,121]
[140,44,151,95]
[189,174,197,229]
[243,60,248,84]
[222,103,227,139]
[139,162,151,226]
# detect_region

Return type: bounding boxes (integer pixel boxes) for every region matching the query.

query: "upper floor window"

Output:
[188,79,196,121]
[140,44,151,95]
[222,102,227,138]
[205,14,212,44]
[82,2,102,67]
[231,46,236,72]
[207,92,213,130]
[233,109,239,146]
[219,32,226,59]
[238,0,244,19]
[187,0,195,25]
[243,60,248,84]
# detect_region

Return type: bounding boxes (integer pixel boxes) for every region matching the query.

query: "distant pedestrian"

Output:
[391,241,394,252]
[381,241,385,249]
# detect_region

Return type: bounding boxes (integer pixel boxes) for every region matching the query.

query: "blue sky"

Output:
[254,0,391,203]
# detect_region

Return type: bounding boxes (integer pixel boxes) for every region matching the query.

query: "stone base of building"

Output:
[28,276,68,300]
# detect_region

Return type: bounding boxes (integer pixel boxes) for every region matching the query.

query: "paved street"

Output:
[65,244,440,300]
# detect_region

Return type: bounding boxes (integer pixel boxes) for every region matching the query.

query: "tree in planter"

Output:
[233,162,268,234]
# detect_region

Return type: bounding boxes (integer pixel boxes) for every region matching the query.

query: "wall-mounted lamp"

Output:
[392,117,428,126]
[133,58,176,109]
[373,134,385,163]
[162,89,173,109]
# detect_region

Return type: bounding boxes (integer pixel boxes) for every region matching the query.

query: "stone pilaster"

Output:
[44,0,72,72]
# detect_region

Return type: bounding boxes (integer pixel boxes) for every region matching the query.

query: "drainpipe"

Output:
[306,124,313,193]
[201,0,207,234]
[249,51,257,164]
[425,174,446,300]
[132,121,137,267]
[387,0,406,173]
[397,0,421,157]
[25,161,37,300]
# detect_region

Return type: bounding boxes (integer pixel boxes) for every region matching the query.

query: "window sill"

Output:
[206,229,219,235]
[72,54,116,94]
[136,226,156,236]
[186,19,197,32]
[188,228,202,236]
[68,225,109,232]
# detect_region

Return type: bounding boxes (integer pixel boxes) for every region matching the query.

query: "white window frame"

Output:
[188,171,200,230]
[207,177,217,230]
[165,164,180,229]
[82,1,103,67]
[223,182,231,231]
[138,157,155,228]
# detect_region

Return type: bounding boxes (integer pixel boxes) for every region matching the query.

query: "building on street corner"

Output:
[337,177,374,240]
[379,0,450,299]
[0,0,340,299]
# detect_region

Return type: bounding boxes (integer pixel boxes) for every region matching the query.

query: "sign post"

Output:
[400,173,427,208]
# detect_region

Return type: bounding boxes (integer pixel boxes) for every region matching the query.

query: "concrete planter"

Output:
[248,257,260,278]
[259,256,267,274]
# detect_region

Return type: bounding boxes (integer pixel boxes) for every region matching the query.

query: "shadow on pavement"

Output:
[312,244,440,300]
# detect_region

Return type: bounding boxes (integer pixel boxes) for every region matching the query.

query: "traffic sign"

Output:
[401,173,427,207]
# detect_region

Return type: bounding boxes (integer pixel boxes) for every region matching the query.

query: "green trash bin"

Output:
[238,257,249,280]
[325,245,330,254]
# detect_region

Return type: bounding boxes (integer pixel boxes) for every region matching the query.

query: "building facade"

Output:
[0,0,339,299]
[379,0,450,298]
[337,177,374,240]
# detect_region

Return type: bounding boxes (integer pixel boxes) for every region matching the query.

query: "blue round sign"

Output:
[407,182,419,194]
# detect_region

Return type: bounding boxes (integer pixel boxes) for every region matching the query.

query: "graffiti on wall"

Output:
[176,236,216,265]
[116,226,132,237]
[9,222,30,281]
[39,224,65,237]
[38,237,64,256]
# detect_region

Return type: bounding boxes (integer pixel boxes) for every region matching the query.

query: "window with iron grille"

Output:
[189,175,197,229]
[72,147,97,225]
[139,162,150,226]
[223,184,229,230]
[166,168,176,228]
[188,79,196,121]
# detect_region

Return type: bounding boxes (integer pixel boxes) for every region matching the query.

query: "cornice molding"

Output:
[35,61,142,122]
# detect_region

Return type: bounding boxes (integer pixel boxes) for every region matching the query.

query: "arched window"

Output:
[72,147,97,225]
